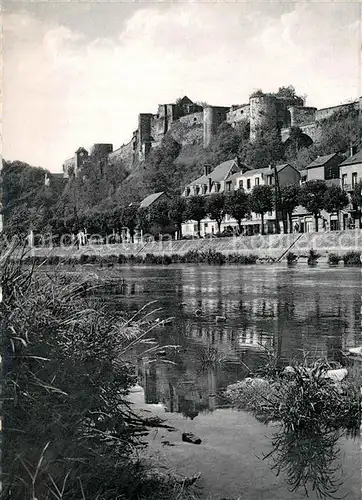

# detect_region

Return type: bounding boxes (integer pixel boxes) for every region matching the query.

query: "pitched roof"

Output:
[306,153,341,169]
[225,172,243,182]
[139,192,165,208]
[75,147,88,154]
[178,96,193,105]
[340,149,362,166]
[190,159,238,186]
[237,164,294,178]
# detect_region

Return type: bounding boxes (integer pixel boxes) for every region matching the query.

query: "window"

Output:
[204,223,208,228]
[255,177,260,186]
[342,174,347,186]
[352,172,358,188]
[196,186,200,195]
[267,175,273,185]
[238,180,244,189]
[186,188,190,196]
[268,211,273,216]
[215,183,221,192]
[227,182,231,192]
[202,185,207,194]
[194,224,198,231]
[247,179,251,189]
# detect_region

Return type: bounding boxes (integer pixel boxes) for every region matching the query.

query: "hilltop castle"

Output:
[62,92,361,177]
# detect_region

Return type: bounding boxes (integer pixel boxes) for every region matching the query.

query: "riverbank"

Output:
[129,385,360,500]
[16,229,362,264]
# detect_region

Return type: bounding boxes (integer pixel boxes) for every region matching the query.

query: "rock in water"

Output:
[182,432,202,445]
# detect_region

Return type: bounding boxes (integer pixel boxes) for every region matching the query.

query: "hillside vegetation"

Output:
[2,94,361,239]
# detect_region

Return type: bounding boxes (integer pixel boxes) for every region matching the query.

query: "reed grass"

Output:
[0,245,200,500]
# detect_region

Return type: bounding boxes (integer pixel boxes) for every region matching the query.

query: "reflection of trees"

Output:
[265,429,344,499]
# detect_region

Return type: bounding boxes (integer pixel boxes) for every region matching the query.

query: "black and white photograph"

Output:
[1,1,362,499]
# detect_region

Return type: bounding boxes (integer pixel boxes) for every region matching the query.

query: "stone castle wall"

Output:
[226,104,250,126]
[62,95,361,176]
[108,138,136,171]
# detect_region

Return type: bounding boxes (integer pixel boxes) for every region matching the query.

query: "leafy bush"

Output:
[342,251,361,266]
[286,252,297,264]
[328,253,340,265]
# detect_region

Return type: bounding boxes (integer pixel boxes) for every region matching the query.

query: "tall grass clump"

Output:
[0,247,199,500]
[225,359,361,499]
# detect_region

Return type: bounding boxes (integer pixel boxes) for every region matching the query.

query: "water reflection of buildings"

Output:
[117,266,361,416]
[139,358,223,417]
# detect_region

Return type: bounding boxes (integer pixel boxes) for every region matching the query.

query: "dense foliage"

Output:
[1,250,198,500]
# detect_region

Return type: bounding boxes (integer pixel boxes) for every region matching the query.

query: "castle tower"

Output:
[203,106,229,148]
[138,113,153,160]
[249,95,278,141]
[74,147,89,177]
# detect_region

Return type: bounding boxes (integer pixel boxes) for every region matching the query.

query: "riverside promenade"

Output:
[20,229,362,262]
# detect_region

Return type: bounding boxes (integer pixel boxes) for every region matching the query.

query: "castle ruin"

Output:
[62,92,361,177]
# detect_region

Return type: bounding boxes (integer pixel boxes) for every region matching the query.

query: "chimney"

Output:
[204,165,211,176]
[350,145,357,157]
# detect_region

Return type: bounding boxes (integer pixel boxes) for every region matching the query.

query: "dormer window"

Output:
[196,186,200,195]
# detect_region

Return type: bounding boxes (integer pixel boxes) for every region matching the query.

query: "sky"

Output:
[3,1,362,172]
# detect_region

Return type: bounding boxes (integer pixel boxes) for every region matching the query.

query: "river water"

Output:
[88,263,361,418]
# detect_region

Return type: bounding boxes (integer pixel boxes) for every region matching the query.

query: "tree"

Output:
[149,201,174,237]
[279,185,300,233]
[273,85,306,106]
[206,193,226,233]
[323,184,349,230]
[169,196,187,239]
[123,206,139,242]
[136,207,151,237]
[143,135,181,193]
[351,180,362,228]
[249,185,274,235]
[242,126,284,169]
[225,189,250,234]
[208,122,249,166]
[186,195,207,237]
[298,180,328,232]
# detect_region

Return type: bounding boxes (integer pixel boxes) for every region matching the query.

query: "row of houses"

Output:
[179,149,362,237]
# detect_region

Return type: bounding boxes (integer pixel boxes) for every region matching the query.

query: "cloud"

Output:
[2,3,360,172]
